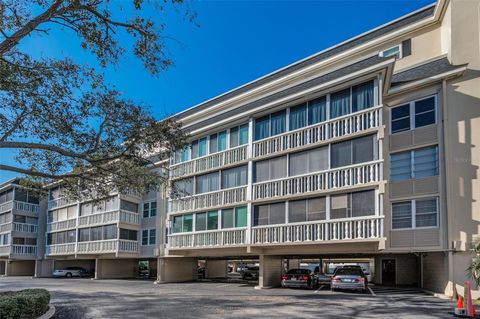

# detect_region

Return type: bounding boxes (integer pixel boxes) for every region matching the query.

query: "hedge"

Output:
[0,289,50,319]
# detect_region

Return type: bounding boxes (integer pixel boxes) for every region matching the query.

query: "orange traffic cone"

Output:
[452,284,458,301]
[457,296,464,309]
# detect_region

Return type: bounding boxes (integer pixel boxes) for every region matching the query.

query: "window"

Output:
[196,172,219,194]
[103,225,117,240]
[217,131,227,152]
[0,189,13,204]
[254,116,270,141]
[195,211,218,231]
[142,230,148,245]
[307,197,326,221]
[253,202,285,226]
[209,133,218,153]
[90,226,102,241]
[352,81,374,112]
[254,156,287,182]
[289,146,328,176]
[183,214,193,232]
[308,97,327,125]
[220,207,247,228]
[392,197,438,229]
[120,200,138,213]
[239,124,249,145]
[331,135,376,168]
[149,229,156,245]
[173,178,193,197]
[222,208,234,228]
[229,127,238,148]
[390,146,438,181]
[235,207,247,227]
[230,124,249,148]
[172,214,193,233]
[331,190,375,219]
[330,88,350,119]
[191,140,199,159]
[380,45,401,59]
[271,110,286,136]
[391,104,410,133]
[222,165,247,189]
[391,96,436,134]
[289,103,307,131]
[143,201,157,218]
[120,228,138,240]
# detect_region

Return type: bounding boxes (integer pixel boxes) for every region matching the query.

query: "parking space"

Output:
[0,277,453,318]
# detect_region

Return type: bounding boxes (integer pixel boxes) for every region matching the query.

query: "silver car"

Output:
[330,268,367,292]
[53,266,90,278]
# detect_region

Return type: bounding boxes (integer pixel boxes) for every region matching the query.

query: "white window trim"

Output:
[390,95,437,134]
[379,44,402,59]
[142,201,157,218]
[391,197,439,231]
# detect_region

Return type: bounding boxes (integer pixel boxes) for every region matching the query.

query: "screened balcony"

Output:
[169,186,247,213]
[77,210,139,227]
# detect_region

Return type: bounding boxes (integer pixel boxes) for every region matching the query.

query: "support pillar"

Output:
[156,257,198,283]
[206,260,228,278]
[256,255,282,289]
[288,259,300,270]
[94,258,102,280]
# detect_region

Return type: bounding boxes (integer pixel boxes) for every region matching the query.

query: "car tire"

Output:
[66,273,72,278]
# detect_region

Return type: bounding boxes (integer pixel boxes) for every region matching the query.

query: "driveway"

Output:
[0,277,454,318]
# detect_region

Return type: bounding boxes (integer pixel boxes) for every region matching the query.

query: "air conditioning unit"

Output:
[153,248,160,257]
[452,240,466,252]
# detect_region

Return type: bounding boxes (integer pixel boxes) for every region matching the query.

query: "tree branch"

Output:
[0,164,82,179]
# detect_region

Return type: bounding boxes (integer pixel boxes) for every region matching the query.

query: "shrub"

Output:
[0,289,50,319]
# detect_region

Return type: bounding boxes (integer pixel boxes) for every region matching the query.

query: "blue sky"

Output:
[0,0,433,181]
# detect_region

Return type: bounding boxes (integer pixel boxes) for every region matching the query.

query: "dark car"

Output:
[281,269,317,289]
[241,266,259,280]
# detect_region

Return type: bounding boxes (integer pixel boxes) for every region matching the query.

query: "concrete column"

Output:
[34,260,54,278]
[94,258,103,280]
[5,260,11,276]
[256,255,282,289]
[288,259,301,270]
[206,260,228,278]
[156,257,198,283]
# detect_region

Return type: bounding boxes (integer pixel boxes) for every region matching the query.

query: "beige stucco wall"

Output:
[258,255,282,288]
[205,260,228,278]
[96,259,137,279]
[157,257,197,283]
[422,252,449,293]
[374,254,418,286]
[6,260,35,276]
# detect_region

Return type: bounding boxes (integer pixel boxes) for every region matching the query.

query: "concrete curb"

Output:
[37,305,55,319]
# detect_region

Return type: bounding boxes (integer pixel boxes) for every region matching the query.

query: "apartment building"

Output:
[0,0,478,297]
[158,0,480,296]
[0,179,46,276]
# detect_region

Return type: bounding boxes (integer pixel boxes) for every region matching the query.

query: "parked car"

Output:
[281,269,317,289]
[53,267,90,278]
[241,266,259,280]
[330,268,367,292]
[313,266,333,286]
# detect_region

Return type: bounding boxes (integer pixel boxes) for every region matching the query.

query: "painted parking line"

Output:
[368,286,376,296]
[215,284,232,288]
[314,285,326,293]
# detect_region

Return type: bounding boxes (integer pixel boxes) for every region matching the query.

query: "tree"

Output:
[0,0,191,199]
[467,240,480,287]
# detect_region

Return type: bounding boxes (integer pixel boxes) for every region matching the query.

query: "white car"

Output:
[53,267,90,278]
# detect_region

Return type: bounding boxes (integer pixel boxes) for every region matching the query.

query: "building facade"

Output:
[1,0,479,297]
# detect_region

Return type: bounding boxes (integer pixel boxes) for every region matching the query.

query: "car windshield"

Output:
[334,269,364,276]
[287,269,310,275]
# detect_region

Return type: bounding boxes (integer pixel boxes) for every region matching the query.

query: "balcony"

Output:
[11,245,37,255]
[0,201,39,214]
[48,218,77,232]
[251,216,384,245]
[0,223,11,233]
[169,186,248,213]
[12,223,38,233]
[253,160,382,200]
[170,145,248,179]
[77,239,138,254]
[77,210,139,227]
[48,197,76,210]
[253,106,381,158]
[168,228,247,249]
[46,243,76,255]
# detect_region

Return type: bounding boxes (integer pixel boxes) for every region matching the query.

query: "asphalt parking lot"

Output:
[0,277,454,318]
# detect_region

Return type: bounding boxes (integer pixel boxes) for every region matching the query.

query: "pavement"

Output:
[0,277,455,318]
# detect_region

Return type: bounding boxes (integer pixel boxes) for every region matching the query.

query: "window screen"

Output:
[392,201,412,229]
[289,199,307,223]
[415,198,437,227]
[415,97,435,128]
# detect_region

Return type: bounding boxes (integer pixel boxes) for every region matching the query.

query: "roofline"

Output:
[170,2,437,120]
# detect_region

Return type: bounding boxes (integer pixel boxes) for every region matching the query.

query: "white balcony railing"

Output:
[253,161,382,200]
[46,243,76,255]
[12,223,38,233]
[77,239,138,254]
[0,201,13,213]
[11,245,37,255]
[48,218,77,232]
[78,210,139,227]
[13,201,40,214]
[253,106,381,158]
[48,197,76,210]
[251,216,384,245]
[168,228,247,249]
[169,186,248,213]
[171,145,248,179]
[0,223,12,233]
